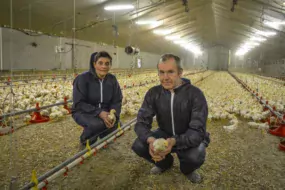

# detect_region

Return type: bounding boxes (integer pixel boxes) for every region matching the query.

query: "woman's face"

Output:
[93,57,111,78]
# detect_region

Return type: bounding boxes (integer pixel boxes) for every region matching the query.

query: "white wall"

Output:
[228,51,285,77]
[207,46,229,71]
[0,27,209,71]
[0,28,163,71]
[183,51,208,70]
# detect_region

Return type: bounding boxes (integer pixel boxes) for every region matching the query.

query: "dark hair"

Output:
[157,53,183,73]
[93,51,112,65]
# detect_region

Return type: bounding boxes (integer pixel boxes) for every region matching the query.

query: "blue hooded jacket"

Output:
[71,52,123,120]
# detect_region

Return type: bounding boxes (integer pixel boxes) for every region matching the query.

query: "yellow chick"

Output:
[153,138,168,152]
[108,109,116,122]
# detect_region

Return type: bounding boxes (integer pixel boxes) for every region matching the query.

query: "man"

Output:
[72,51,123,150]
[131,53,210,183]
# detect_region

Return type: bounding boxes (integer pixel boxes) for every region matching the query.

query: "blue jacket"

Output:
[71,53,123,120]
[134,78,210,150]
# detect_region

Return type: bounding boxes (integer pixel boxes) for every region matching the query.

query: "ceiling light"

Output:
[104,4,134,11]
[255,30,276,37]
[165,35,180,40]
[250,37,266,42]
[173,40,188,44]
[244,42,260,46]
[135,20,161,25]
[264,21,285,28]
[153,29,173,35]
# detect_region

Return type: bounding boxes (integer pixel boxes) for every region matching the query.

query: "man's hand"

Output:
[147,137,165,162]
[99,111,113,128]
[157,138,176,158]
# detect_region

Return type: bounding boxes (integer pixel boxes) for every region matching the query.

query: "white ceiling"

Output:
[0,0,285,59]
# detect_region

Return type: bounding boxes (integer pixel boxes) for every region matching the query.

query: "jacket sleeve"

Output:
[134,89,156,143]
[174,89,208,150]
[72,75,102,116]
[110,77,123,120]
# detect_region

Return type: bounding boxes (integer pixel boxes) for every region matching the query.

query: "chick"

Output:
[153,138,168,152]
[108,109,116,122]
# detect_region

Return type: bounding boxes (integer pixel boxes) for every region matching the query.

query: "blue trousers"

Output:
[72,113,117,145]
[132,129,207,175]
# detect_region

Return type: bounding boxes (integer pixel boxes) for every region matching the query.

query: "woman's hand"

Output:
[99,111,113,128]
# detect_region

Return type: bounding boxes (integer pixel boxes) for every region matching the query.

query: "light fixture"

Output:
[250,36,266,42]
[165,35,180,40]
[255,30,276,37]
[104,4,134,11]
[244,42,260,46]
[153,29,173,35]
[135,20,161,25]
[173,40,188,44]
[264,21,285,28]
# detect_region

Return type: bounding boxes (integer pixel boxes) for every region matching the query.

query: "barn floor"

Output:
[0,72,285,190]
[0,116,284,190]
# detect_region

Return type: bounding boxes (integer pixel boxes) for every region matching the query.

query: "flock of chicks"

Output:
[0,70,283,136]
[234,73,285,113]
[199,72,282,132]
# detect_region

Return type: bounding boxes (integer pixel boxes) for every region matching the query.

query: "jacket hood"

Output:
[181,78,191,84]
[89,52,99,78]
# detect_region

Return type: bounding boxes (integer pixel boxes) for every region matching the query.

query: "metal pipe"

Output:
[0,100,72,118]
[20,118,137,190]
[229,72,284,123]
[1,70,205,120]
[0,78,74,88]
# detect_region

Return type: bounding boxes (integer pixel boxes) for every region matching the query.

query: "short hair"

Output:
[157,53,183,73]
[94,51,112,65]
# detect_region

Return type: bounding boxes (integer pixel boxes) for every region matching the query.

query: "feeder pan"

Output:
[279,141,285,152]
[269,124,285,137]
[30,112,50,123]
[30,103,50,123]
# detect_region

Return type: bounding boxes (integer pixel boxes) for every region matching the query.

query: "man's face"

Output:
[93,57,111,78]
[158,58,182,90]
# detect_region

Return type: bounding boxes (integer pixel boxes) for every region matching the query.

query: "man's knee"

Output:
[132,138,149,157]
[179,142,206,166]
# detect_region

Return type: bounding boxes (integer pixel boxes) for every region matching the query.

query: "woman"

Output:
[72,51,123,149]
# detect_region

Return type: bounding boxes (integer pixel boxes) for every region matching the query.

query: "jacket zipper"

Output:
[99,79,104,108]
[170,92,175,135]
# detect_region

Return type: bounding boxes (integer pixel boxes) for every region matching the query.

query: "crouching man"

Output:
[131,54,210,183]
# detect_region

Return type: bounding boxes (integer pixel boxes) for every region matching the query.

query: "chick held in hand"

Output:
[108,109,116,123]
[153,138,168,152]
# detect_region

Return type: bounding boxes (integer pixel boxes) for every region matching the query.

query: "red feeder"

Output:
[124,85,126,89]
[80,156,84,164]
[42,180,49,190]
[104,141,108,149]
[63,97,71,114]
[93,148,98,156]
[279,141,285,152]
[63,167,69,176]
[269,117,285,137]
[30,103,50,123]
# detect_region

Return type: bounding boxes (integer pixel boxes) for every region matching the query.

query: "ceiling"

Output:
[0,0,285,59]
